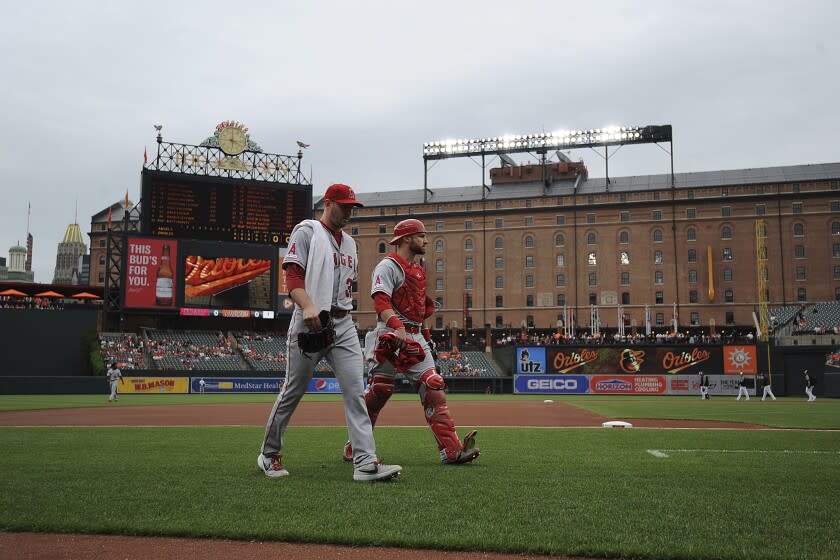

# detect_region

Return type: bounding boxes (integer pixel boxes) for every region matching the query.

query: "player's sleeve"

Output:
[282,223,312,271]
[373,292,392,315]
[285,263,305,293]
[370,259,399,298]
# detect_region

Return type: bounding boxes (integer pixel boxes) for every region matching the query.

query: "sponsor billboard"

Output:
[191,377,284,393]
[516,347,546,373]
[307,378,342,393]
[668,374,751,396]
[589,375,667,394]
[188,377,341,393]
[179,239,277,312]
[722,345,758,374]
[537,346,734,376]
[124,237,180,310]
[121,376,189,394]
[514,375,589,394]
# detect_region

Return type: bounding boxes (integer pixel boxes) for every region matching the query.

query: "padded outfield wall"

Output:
[0,308,99,378]
[510,344,765,395]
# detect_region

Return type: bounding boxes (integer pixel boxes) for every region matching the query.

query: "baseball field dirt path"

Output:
[0,399,765,429]
[0,399,766,559]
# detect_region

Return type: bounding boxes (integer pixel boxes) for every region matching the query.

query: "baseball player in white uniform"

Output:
[258,183,401,482]
[698,371,710,400]
[343,219,479,465]
[804,370,816,401]
[736,372,750,400]
[759,372,776,401]
[107,363,122,402]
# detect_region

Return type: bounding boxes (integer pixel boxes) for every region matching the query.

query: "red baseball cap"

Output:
[323,183,363,207]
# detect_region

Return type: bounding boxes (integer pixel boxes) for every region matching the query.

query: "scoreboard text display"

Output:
[141,169,311,246]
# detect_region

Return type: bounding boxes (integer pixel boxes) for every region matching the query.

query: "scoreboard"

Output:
[141,170,312,246]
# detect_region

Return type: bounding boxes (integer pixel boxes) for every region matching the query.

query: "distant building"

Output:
[25,233,33,272]
[53,224,87,284]
[1,243,35,282]
[88,201,141,286]
[317,160,840,331]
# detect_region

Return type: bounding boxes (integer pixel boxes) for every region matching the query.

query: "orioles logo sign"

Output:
[619,348,646,373]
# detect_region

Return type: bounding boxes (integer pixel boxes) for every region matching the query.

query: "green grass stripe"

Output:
[1,426,838,559]
[560,396,840,429]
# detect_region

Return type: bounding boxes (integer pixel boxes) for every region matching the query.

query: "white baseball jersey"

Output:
[371,258,411,320]
[283,220,358,311]
[263,218,378,468]
[107,368,122,383]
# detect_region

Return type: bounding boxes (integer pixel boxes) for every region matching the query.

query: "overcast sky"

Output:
[1,1,838,283]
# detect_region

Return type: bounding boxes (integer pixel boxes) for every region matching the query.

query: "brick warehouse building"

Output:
[319,161,840,333]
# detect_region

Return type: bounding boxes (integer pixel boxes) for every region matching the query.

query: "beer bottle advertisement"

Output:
[124,237,179,309]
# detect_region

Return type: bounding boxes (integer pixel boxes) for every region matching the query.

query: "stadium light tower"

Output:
[421,124,673,201]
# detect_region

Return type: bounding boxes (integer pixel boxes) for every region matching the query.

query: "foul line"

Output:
[647,448,840,458]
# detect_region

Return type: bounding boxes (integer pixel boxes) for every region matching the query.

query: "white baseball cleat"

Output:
[353,461,402,482]
[258,453,289,478]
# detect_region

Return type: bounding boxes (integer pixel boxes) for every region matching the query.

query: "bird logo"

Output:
[619,348,645,373]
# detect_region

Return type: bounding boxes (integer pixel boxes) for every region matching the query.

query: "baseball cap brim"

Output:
[330,198,364,207]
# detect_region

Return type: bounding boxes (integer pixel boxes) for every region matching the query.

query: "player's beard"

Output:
[410,238,426,256]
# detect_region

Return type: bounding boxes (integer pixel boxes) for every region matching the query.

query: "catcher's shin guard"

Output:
[364,374,395,426]
[419,370,480,464]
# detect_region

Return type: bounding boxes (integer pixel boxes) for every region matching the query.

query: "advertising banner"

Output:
[121,376,189,394]
[514,374,589,394]
[188,377,340,393]
[124,237,179,310]
[180,240,276,312]
[509,373,752,395]
[191,377,284,393]
[722,345,758,374]
[307,377,342,393]
[670,374,752,396]
[589,375,667,394]
[514,345,738,376]
[516,347,547,373]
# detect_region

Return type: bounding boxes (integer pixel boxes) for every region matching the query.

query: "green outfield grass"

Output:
[0,425,838,560]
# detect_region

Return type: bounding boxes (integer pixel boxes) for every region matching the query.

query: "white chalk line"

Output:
[647,448,840,458]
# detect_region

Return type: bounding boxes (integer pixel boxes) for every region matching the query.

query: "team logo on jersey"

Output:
[287,242,297,257]
[374,274,383,289]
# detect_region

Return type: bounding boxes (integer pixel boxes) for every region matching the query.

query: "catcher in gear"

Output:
[344,218,480,465]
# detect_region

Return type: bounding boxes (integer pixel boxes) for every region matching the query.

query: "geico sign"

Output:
[527,378,578,390]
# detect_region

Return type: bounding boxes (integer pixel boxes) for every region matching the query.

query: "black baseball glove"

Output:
[297,310,335,354]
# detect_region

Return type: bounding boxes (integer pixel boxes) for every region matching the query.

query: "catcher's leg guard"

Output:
[344,374,395,462]
[418,370,480,464]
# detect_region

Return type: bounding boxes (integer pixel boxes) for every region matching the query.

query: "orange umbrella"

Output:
[71,291,101,300]
[0,288,27,297]
[35,290,65,298]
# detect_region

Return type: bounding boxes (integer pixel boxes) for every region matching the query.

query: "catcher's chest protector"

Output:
[389,257,427,323]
